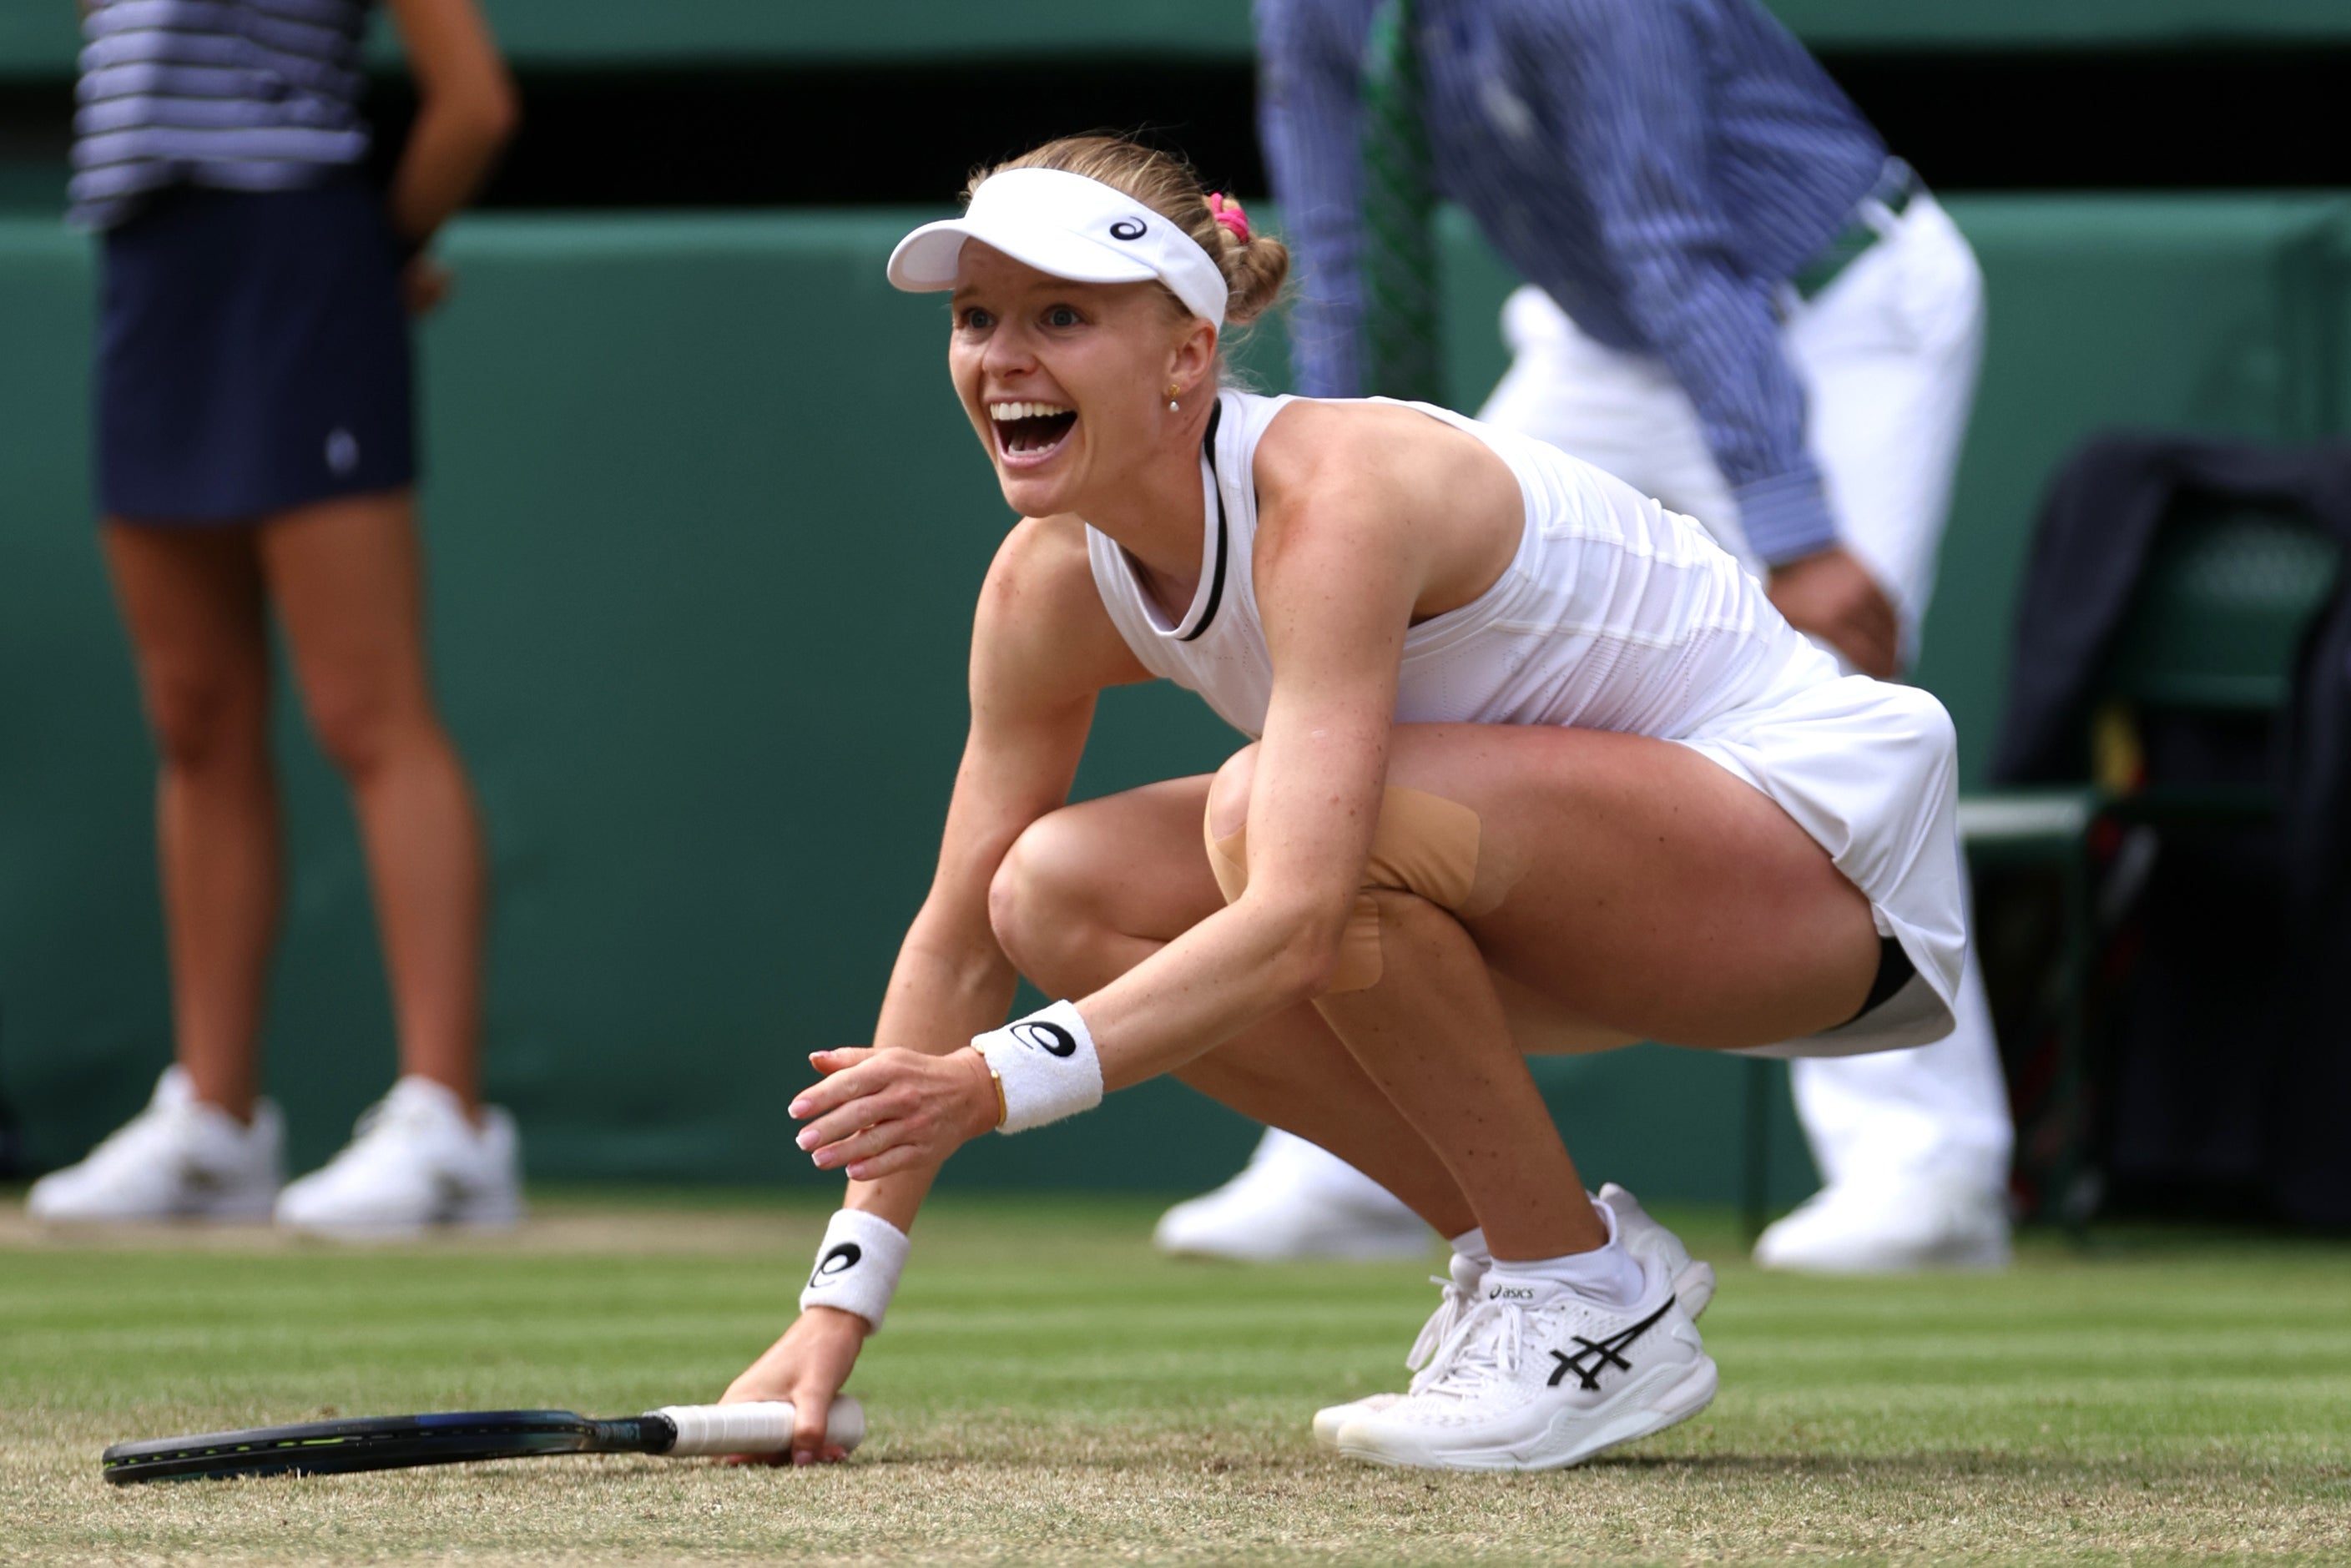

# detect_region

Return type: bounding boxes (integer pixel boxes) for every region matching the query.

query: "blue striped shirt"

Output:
[71,0,374,232]
[1257,0,1887,563]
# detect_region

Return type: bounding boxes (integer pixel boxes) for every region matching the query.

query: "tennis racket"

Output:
[101,1398,865,1485]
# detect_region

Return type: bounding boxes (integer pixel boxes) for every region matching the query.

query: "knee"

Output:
[1206,744,1259,844]
[302,680,426,780]
[987,814,1107,980]
[142,662,267,774]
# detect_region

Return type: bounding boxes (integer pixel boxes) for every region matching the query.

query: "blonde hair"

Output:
[965,134,1289,327]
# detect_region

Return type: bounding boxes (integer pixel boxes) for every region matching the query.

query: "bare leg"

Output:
[999,720,1881,1265]
[1312,893,1602,1260]
[103,523,281,1122]
[990,777,1477,1238]
[1209,723,1879,1260]
[260,490,487,1110]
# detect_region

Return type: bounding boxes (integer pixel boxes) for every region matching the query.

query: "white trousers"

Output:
[1476,192,2013,1195]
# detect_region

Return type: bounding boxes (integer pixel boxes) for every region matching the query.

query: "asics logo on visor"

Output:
[810,1242,862,1286]
[1012,1021,1077,1058]
[1108,218,1147,241]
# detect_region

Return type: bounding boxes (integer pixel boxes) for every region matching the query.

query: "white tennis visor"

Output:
[886,167,1228,328]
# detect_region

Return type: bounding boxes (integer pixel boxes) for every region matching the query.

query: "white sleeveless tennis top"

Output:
[1083,389,1966,1055]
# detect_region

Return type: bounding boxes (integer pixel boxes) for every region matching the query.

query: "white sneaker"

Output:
[274,1076,523,1236]
[1310,1185,1713,1447]
[1153,1131,1429,1262]
[1753,1173,2010,1274]
[1597,1182,1716,1319]
[1311,1248,1486,1446]
[26,1066,281,1223]
[1334,1260,1717,1471]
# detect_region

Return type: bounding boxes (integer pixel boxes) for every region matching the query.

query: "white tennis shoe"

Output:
[1309,1184,1713,1447]
[26,1066,282,1223]
[1754,1174,2010,1273]
[1153,1131,1429,1261]
[274,1076,523,1236]
[1310,1248,1485,1446]
[1333,1258,1717,1471]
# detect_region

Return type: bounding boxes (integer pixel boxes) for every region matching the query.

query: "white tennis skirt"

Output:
[1672,663,1969,1058]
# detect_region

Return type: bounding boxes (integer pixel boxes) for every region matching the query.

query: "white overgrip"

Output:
[650,1398,866,1457]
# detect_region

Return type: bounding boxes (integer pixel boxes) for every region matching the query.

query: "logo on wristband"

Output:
[810,1242,862,1288]
[1011,1021,1077,1058]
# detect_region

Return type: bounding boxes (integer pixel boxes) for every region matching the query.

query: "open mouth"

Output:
[990,400,1078,460]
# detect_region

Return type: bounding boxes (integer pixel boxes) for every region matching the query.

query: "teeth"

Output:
[989,401,1073,421]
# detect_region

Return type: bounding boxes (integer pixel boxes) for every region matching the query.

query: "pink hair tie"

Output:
[1208,192,1250,244]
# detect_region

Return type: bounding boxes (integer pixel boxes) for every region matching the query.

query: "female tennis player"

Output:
[722,135,1967,1472]
[28,0,521,1233]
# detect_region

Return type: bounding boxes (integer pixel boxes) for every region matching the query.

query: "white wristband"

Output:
[797,1209,911,1330]
[971,1000,1104,1133]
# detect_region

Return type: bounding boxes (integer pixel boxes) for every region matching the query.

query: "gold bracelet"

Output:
[971,1046,1007,1129]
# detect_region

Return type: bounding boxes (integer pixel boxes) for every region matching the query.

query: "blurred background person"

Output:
[27,0,522,1232]
[1155,0,2014,1273]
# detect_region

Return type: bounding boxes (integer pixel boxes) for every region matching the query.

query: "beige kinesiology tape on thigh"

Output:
[1204,786,1485,992]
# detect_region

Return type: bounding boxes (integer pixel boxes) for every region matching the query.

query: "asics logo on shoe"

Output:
[1546,1295,1678,1392]
[1486,1286,1537,1301]
[810,1242,862,1288]
[1011,1021,1077,1058]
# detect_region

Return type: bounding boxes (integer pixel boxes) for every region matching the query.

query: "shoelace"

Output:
[1405,1277,1471,1370]
[1404,1275,1477,1389]
[1418,1300,1530,1404]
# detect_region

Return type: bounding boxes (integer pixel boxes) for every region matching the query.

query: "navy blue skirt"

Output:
[95,177,416,524]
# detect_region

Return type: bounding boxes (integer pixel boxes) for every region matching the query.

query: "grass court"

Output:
[3,1192,2346,1565]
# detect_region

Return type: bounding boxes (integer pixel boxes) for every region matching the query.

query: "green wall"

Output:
[10,1,2351,78]
[8,195,2348,1202]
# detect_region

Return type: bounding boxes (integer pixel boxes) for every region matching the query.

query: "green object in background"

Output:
[16,0,2351,78]
[2104,504,2344,712]
[7,194,2351,1199]
[1357,0,1442,404]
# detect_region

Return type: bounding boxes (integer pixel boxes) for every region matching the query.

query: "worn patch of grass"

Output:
[3,1193,2347,1564]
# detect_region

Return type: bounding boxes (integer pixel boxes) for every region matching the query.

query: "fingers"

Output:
[789,1047,980,1174]
[1841,562,1900,679]
[789,1052,880,1121]
[805,1046,870,1078]
[1848,596,1900,680]
[791,1387,833,1467]
[808,1118,916,1173]
[843,1142,930,1182]
[794,1068,901,1157]
[791,1056,937,1168]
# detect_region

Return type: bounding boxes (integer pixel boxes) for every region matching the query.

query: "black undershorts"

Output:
[1845,936,1917,1026]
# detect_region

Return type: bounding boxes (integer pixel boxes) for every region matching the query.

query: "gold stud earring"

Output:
[1167,383,1181,412]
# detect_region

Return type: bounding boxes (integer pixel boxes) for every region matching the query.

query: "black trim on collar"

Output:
[1178,398,1228,644]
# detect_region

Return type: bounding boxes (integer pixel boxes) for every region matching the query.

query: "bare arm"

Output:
[790,406,1444,1152]
[381,0,517,248]
[1069,410,1421,1077]
[823,517,1148,1223]
[721,517,1146,1455]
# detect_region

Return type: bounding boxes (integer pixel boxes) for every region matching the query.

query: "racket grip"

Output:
[649,1398,865,1457]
